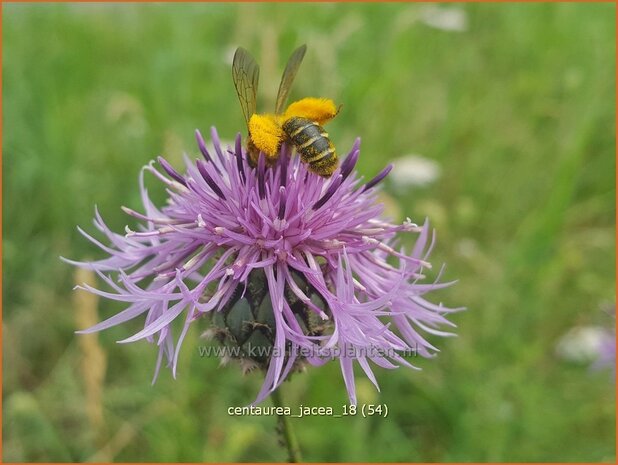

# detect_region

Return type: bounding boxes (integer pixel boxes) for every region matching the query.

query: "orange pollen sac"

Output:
[283,97,338,125]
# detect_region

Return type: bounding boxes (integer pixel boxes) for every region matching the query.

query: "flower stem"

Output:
[272,387,302,463]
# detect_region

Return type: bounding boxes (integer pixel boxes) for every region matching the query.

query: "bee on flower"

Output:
[67,45,461,405]
[233,45,340,177]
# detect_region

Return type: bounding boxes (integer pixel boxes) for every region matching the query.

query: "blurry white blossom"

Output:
[555,326,614,364]
[390,154,441,190]
[419,5,468,33]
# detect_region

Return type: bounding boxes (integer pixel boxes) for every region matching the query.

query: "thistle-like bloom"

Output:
[67,128,460,404]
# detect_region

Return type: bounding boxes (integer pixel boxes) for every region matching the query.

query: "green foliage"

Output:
[3,3,615,462]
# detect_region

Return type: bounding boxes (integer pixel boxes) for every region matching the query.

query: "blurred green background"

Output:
[3,2,616,462]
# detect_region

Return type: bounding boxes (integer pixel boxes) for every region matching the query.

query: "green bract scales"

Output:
[210,269,330,370]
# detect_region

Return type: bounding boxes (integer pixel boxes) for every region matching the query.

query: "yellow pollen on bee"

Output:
[249,113,284,158]
[284,97,338,125]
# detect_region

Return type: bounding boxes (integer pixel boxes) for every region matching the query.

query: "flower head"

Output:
[67,127,461,404]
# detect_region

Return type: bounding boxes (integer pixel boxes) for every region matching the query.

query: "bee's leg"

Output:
[246,138,260,168]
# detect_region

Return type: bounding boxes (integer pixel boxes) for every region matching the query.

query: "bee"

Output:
[232,45,340,177]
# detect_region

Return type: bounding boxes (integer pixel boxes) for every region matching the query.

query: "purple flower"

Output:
[595,336,616,377]
[66,127,461,405]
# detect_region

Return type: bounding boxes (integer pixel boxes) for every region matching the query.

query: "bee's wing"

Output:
[274,44,307,115]
[232,47,260,130]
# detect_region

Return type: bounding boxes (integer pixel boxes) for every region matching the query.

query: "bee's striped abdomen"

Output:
[282,116,338,177]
